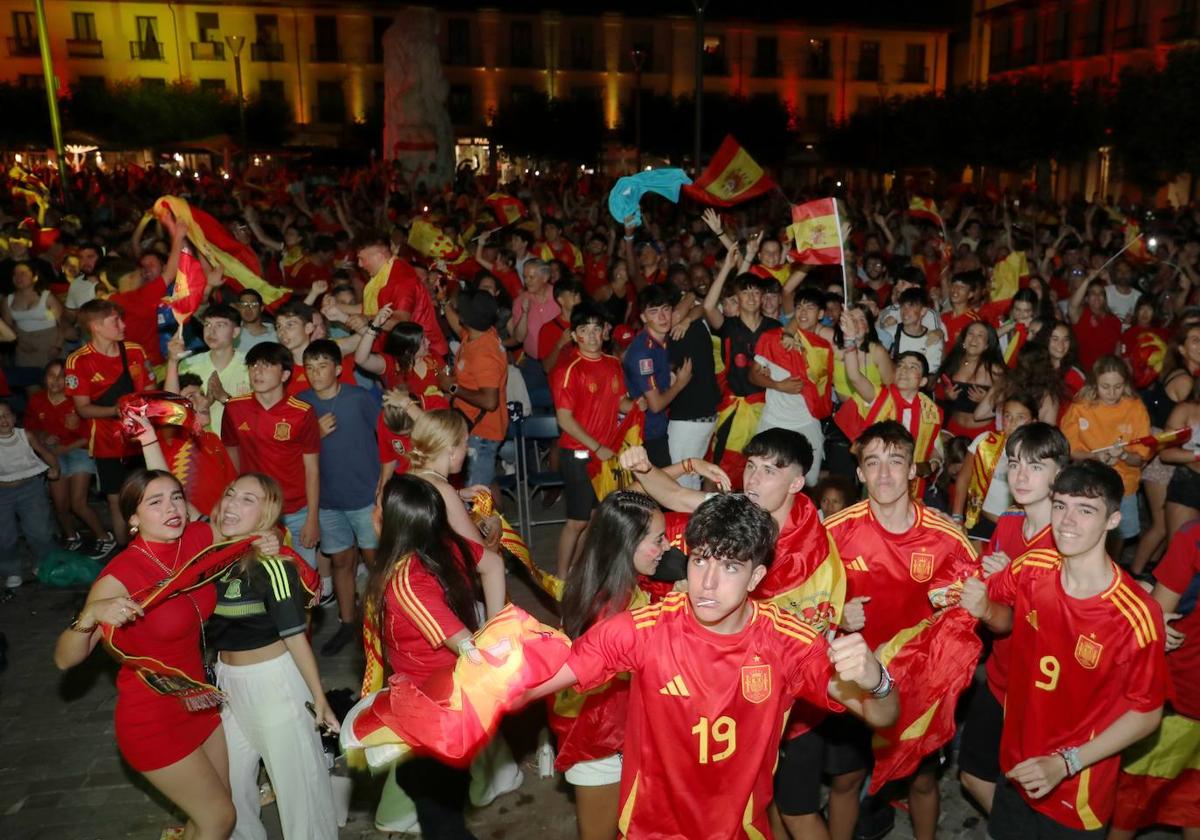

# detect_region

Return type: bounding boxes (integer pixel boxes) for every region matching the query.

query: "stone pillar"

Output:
[382,6,454,187]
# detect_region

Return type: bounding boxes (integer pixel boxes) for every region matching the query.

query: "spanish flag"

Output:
[9,163,49,224]
[868,559,983,792]
[1123,327,1170,389]
[162,250,208,324]
[908,195,942,227]
[1105,207,1151,262]
[341,603,572,770]
[787,198,845,266]
[681,135,776,207]
[588,406,646,502]
[759,495,844,633]
[1112,712,1200,830]
[1002,322,1028,367]
[990,250,1029,302]
[407,218,465,262]
[484,193,527,226]
[156,196,289,308]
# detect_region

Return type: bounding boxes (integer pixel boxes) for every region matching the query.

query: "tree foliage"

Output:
[489,94,605,164]
[1111,46,1200,190]
[824,78,1104,175]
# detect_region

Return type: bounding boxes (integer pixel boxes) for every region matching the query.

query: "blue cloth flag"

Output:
[608,169,693,226]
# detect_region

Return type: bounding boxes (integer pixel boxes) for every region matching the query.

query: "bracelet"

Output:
[1055,746,1082,777]
[69,615,97,633]
[869,664,894,698]
[683,458,695,475]
[950,513,965,522]
[456,638,478,658]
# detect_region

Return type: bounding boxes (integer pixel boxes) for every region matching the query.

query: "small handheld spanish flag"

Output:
[787,198,845,266]
[162,250,208,324]
[908,195,942,227]
[407,218,465,262]
[484,193,527,226]
[681,135,776,207]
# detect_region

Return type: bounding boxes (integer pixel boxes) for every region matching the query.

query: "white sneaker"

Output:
[469,737,525,808]
[4,575,21,589]
[374,767,419,834]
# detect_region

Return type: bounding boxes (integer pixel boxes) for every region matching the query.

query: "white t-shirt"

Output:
[1105,285,1141,324]
[877,305,940,350]
[968,431,1011,517]
[754,352,817,433]
[893,327,944,375]
[64,277,97,311]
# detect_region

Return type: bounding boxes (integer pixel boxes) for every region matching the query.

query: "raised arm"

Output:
[703,246,741,330]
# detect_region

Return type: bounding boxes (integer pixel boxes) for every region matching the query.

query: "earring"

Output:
[129,524,138,535]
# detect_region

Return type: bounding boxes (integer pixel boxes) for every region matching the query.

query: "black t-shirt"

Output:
[668,319,720,420]
[717,315,779,397]
[207,556,309,652]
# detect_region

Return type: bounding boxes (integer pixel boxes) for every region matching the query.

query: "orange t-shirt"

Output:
[452,328,508,442]
[1061,396,1150,495]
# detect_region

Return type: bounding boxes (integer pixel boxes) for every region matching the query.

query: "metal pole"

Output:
[693,1,706,171]
[632,48,644,171]
[33,0,69,198]
[227,35,247,153]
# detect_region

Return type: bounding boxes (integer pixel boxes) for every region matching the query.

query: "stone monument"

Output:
[382,8,454,188]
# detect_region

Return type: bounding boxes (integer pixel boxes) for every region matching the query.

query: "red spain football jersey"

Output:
[550,353,625,451]
[220,394,320,514]
[983,510,1056,702]
[567,592,839,840]
[65,341,156,458]
[1154,520,1200,719]
[24,391,91,447]
[824,500,979,650]
[987,554,1167,830]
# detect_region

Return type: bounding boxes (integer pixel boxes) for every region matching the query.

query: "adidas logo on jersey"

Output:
[847,556,869,572]
[659,675,690,697]
[1026,609,1039,630]
[237,422,250,431]
[91,372,106,383]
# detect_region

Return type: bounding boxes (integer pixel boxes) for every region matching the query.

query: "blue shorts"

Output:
[466,435,501,488]
[1117,493,1141,539]
[318,504,379,554]
[57,448,97,477]
[281,507,317,568]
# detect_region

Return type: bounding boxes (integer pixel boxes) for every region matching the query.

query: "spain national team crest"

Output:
[1074,634,1103,670]
[391,439,407,455]
[909,551,934,583]
[273,422,292,441]
[741,663,772,704]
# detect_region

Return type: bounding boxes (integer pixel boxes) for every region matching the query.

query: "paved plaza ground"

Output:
[0,509,1178,840]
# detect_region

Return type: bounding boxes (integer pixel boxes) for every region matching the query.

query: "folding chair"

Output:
[514,414,566,546]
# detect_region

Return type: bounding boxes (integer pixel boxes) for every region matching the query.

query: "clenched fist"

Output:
[828,633,883,693]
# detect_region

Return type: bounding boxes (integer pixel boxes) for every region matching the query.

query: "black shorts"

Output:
[989,777,1105,840]
[560,450,597,522]
[821,714,874,777]
[96,453,145,496]
[957,683,1003,782]
[774,729,825,816]
[1166,466,1200,510]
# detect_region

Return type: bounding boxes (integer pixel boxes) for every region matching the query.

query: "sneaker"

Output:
[89,532,117,559]
[4,575,21,589]
[375,769,419,833]
[320,622,358,657]
[63,534,84,552]
[318,590,337,608]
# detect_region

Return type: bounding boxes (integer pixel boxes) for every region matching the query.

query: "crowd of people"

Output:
[0,156,1196,840]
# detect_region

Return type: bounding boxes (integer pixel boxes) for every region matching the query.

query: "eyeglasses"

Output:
[236,302,261,308]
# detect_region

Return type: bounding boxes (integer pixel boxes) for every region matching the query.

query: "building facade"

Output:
[0,1,948,138]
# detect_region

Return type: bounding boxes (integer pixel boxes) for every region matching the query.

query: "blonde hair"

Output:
[409,409,467,470]
[213,472,284,534]
[1077,354,1134,403]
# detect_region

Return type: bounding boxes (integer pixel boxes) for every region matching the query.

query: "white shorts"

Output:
[564,752,622,787]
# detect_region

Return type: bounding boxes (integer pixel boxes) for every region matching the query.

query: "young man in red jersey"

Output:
[527,493,898,840]
[551,301,639,577]
[959,422,1069,813]
[821,421,980,840]
[66,299,156,547]
[962,461,1167,838]
[220,341,321,569]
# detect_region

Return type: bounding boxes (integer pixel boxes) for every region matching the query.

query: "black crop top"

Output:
[206,557,308,652]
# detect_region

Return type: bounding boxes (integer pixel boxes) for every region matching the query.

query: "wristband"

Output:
[950,513,965,523]
[869,664,894,698]
[1055,746,1082,777]
[456,638,478,658]
[69,615,97,633]
[683,458,695,475]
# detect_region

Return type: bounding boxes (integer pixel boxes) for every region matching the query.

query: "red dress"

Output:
[104,522,219,771]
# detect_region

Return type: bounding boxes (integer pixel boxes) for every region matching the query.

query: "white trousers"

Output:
[216,653,338,840]
[668,418,717,490]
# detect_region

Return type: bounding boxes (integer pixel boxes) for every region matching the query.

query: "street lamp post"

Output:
[692,0,708,172]
[33,0,69,198]
[631,47,645,171]
[225,34,247,153]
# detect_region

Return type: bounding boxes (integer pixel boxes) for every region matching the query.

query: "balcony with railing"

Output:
[130,40,164,61]
[6,37,38,57]
[310,43,341,63]
[251,41,284,62]
[66,38,103,58]
[191,40,225,60]
[900,63,928,83]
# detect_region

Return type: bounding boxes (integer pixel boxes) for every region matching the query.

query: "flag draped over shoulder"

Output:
[868,557,983,793]
[156,196,289,308]
[908,196,942,227]
[759,496,844,633]
[341,603,571,770]
[101,538,256,711]
[608,169,693,226]
[681,135,775,207]
[787,199,845,266]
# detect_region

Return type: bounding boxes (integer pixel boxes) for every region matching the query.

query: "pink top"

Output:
[515,290,561,360]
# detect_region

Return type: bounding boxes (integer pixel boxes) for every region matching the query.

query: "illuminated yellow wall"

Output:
[0,2,948,135]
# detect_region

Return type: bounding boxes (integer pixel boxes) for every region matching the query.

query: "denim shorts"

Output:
[466,435,501,487]
[281,507,317,568]
[318,504,379,554]
[57,448,97,477]
[1117,493,1141,540]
